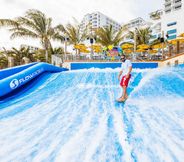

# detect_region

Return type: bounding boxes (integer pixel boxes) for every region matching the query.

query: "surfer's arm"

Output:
[118,70,123,81]
[126,66,132,78]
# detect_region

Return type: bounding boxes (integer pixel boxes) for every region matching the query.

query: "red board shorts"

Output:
[120,74,131,87]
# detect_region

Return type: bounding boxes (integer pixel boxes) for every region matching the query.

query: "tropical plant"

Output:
[7,47,34,65]
[95,25,125,47]
[0,52,8,69]
[129,27,152,46]
[150,10,161,20]
[0,9,64,62]
[56,19,88,54]
[149,38,161,46]
[33,49,46,62]
[50,47,64,54]
[0,47,17,67]
[50,47,64,55]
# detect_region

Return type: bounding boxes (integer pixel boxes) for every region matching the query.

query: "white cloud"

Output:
[0,0,162,49]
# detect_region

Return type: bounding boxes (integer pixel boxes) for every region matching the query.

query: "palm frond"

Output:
[95,25,124,46]
[10,27,38,39]
[0,19,19,28]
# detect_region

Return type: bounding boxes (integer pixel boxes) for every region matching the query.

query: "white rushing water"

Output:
[0,66,184,162]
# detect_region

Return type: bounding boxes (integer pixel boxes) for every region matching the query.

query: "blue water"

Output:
[0,67,184,162]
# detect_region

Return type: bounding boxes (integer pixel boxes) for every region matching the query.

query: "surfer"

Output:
[117,54,132,102]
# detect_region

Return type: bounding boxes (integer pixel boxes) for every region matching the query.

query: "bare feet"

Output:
[125,95,128,99]
[117,97,126,102]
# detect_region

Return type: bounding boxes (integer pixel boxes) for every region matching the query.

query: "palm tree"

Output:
[95,25,125,46]
[0,9,63,62]
[56,20,88,55]
[33,49,46,62]
[7,47,34,65]
[149,38,161,46]
[0,52,8,69]
[150,10,161,20]
[1,47,17,67]
[129,27,152,45]
[50,47,64,55]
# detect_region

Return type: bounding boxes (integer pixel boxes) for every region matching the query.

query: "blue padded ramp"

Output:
[0,62,68,97]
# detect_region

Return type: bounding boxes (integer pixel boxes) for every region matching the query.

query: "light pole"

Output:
[64,35,69,61]
[134,29,137,53]
[161,30,165,59]
[90,38,94,59]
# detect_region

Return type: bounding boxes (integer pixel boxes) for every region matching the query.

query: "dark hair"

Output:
[121,54,126,58]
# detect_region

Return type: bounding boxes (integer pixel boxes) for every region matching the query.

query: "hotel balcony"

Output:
[173,0,182,4]
[173,1,182,10]
[165,9,172,13]
[164,0,172,5]
[165,5,172,13]
[164,3,172,8]
[165,0,171,3]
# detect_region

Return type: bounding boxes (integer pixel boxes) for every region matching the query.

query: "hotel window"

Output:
[174,5,182,10]
[165,9,171,13]
[167,22,177,26]
[152,35,157,39]
[168,35,177,40]
[167,29,177,34]
[174,0,181,3]
[165,3,171,7]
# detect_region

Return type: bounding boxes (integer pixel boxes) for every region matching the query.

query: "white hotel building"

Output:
[122,17,152,43]
[124,17,148,29]
[80,12,121,32]
[161,0,184,40]
[149,10,163,42]
[79,0,184,44]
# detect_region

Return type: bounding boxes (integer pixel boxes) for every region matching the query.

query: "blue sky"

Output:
[0,0,162,48]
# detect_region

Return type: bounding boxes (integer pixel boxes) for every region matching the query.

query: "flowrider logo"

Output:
[10,79,19,89]
[9,68,44,90]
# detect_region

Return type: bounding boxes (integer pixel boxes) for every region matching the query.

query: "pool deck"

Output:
[62,53,184,69]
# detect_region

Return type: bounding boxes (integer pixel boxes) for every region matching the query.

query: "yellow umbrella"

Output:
[137,44,150,49]
[124,49,133,54]
[80,49,90,53]
[169,37,184,44]
[74,44,87,50]
[94,48,102,53]
[121,44,133,49]
[179,33,184,37]
[108,45,114,50]
[90,44,102,53]
[90,44,101,48]
[136,49,146,53]
[152,43,166,49]
[149,50,158,54]
[74,44,80,49]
